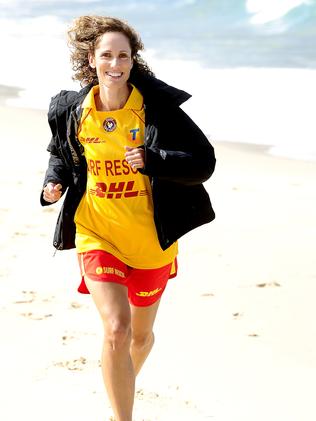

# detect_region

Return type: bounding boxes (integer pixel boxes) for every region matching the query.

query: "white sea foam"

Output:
[246,0,310,24]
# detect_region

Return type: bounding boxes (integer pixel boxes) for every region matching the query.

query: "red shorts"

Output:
[77,250,177,307]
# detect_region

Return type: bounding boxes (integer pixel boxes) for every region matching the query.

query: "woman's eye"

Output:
[100,52,130,60]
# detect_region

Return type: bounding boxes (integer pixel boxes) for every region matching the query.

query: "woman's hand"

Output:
[43,182,63,203]
[125,146,145,169]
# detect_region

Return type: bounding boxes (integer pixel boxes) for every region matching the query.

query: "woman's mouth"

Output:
[106,72,123,79]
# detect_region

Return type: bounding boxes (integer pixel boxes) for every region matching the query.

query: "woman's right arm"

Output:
[40,142,71,206]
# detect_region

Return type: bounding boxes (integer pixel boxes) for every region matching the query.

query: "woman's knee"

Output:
[103,315,132,351]
[87,282,131,350]
[131,330,155,351]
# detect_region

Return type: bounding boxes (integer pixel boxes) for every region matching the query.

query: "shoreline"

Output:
[0,84,24,106]
[216,136,316,165]
[1,98,315,165]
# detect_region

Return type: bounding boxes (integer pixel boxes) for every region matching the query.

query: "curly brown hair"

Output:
[67,15,154,85]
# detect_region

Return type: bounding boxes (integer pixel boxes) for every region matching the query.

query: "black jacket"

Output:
[41,72,216,251]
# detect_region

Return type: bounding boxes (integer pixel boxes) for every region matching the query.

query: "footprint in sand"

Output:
[61,330,97,345]
[14,291,56,320]
[12,231,28,237]
[256,281,281,288]
[14,290,36,304]
[52,357,101,371]
[61,334,76,345]
[14,290,55,304]
[70,301,83,309]
[53,357,87,371]
[136,387,198,410]
[20,312,53,320]
[200,292,215,297]
[136,389,160,400]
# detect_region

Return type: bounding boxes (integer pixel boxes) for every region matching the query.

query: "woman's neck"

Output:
[96,84,131,111]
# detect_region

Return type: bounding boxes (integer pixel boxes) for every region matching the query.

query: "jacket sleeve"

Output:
[139,107,216,185]
[40,137,71,206]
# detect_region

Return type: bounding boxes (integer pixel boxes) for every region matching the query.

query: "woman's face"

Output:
[89,31,133,88]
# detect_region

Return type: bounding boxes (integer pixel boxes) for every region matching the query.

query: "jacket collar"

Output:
[129,69,191,107]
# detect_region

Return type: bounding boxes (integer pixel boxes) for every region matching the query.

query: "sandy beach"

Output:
[1,101,316,421]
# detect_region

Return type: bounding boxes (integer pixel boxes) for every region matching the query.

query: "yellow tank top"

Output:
[74,84,178,269]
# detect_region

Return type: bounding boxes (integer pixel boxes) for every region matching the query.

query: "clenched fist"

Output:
[43,182,63,203]
[125,146,145,169]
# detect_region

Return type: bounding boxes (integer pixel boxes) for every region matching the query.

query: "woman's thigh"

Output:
[130,299,161,339]
[84,277,131,329]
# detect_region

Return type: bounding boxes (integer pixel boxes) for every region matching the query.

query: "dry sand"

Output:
[1,103,316,421]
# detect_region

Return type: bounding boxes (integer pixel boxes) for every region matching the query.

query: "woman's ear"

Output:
[88,52,96,69]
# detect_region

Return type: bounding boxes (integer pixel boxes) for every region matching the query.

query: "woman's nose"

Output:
[109,57,119,67]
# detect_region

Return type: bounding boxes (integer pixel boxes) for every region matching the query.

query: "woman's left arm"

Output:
[138,107,216,185]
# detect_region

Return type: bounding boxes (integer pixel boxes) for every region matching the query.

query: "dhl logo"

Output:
[89,180,149,199]
[81,137,106,144]
[136,288,162,297]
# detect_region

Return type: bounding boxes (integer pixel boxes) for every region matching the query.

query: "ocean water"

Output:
[1,0,316,161]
